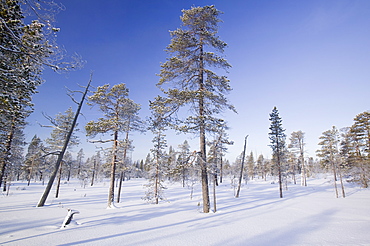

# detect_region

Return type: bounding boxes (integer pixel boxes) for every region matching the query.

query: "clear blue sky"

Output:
[25,0,370,162]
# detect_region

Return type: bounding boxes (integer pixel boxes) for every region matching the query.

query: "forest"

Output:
[1,0,369,216]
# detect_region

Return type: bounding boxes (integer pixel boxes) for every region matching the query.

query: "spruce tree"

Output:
[268,107,286,198]
[155,5,235,213]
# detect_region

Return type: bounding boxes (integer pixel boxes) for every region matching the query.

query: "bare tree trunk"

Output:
[37,76,92,207]
[117,129,129,203]
[117,171,124,203]
[198,43,210,213]
[155,157,160,204]
[236,135,248,198]
[338,167,345,198]
[55,162,63,198]
[213,172,217,213]
[3,179,7,192]
[107,130,118,208]
[331,155,339,198]
[91,158,96,186]
[278,155,283,198]
[300,149,307,186]
[337,159,345,198]
[219,156,223,184]
[235,135,248,198]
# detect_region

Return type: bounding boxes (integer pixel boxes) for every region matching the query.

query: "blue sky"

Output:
[25,0,370,162]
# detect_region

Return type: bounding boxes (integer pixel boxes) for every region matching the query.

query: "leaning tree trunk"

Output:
[55,161,63,198]
[37,76,91,207]
[236,135,248,198]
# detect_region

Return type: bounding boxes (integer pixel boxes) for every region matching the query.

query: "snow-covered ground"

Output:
[1,176,369,246]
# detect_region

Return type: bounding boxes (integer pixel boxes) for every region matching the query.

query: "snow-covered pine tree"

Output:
[85,83,142,208]
[76,148,85,177]
[268,107,286,198]
[155,5,235,213]
[256,154,267,181]
[144,98,170,204]
[349,111,370,188]
[0,1,81,188]
[317,126,345,198]
[289,130,307,186]
[171,140,194,187]
[24,135,44,186]
[246,151,255,181]
[44,108,80,155]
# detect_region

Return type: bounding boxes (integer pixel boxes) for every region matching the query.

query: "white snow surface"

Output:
[1,176,369,246]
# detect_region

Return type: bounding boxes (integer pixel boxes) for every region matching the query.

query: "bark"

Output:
[55,161,63,198]
[107,130,118,208]
[0,119,16,188]
[236,135,248,198]
[213,172,217,213]
[276,137,283,198]
[117,128,129,203]
[117,171,124,203]
[91,158,96,186]
[300,144,307,186]
[277,152,283,198]
[338,166,346,198]
[331,154,339,198]
[219,157,223,184]
[155,157,160,204]
[37,76,91,207]
[199,43,210,213]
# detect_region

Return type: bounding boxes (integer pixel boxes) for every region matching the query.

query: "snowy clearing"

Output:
[1,176,369,246]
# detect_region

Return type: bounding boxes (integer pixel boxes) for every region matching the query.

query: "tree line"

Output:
[1,3,369,213]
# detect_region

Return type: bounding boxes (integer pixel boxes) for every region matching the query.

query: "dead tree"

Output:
[37,74,92,207]
[235,135,248,198]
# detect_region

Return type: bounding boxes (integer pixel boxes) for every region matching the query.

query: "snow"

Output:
[1,176,370,246]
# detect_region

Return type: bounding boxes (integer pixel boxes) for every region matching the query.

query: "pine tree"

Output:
[246,151,255,181]
[144,98,169,204]
[44,107,80,153]
[155,5,235,213]
[289,130,307,186]
[24,135,44,185]
[76,148,85,177]
[256,154,267,181]
[85,83,142,208]
[0,1,80,188]
[173,140,191,187]
[317,126,345,198]
[268,107,286,198]
[349,111,370,188]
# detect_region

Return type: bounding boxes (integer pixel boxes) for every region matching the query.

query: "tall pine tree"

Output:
[155,5,235,213]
